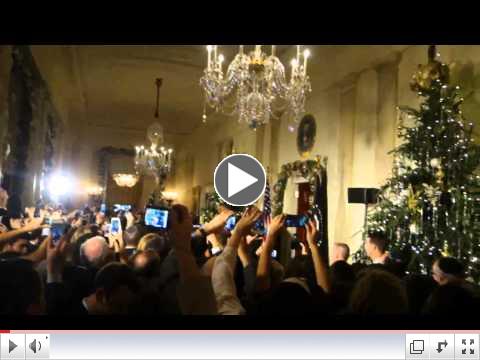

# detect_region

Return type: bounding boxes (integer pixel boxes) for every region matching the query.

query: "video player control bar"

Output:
[2,332,479,359]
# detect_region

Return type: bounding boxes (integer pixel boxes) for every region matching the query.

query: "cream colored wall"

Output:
[173,45,480,263]
[172,115,259,210]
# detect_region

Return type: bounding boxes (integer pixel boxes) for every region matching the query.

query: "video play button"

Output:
[1,334,25,359]
[214,154,266,206]
[9,340,17,353]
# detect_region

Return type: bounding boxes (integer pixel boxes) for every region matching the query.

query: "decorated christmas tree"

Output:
[199,191,221,223]
[362,45,480,280]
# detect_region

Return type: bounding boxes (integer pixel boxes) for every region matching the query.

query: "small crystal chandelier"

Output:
[112,173,139,188]
[200,45,312,129]
[134,142,173,184]
[134,78,174,186]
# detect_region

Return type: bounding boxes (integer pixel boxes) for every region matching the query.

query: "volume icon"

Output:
[29,338,41,354]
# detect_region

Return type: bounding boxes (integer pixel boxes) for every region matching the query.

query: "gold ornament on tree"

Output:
[410,45,450,93]
[407,185,419,211]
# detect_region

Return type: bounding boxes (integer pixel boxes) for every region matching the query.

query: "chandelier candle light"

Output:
[134,143,174,185]
[200,45,312,129]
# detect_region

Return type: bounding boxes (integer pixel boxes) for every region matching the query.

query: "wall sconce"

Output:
[86,185,104,196]
[162,191,178,201]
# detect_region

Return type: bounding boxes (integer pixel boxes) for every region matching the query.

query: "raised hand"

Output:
[23,216,45,232]
[304,218,329,292]
[203,208,235,234]
[46,235,69,281]
[305,219,319,248]
[267,214,286,238]
[170,204,194,252]
[257,214,286,293]
[108,231,124,253]
[125,211,135,228]
[25,207,36,220]
[234,206,262,237]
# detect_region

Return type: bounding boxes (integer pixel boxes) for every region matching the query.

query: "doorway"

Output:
[296,182,311,243]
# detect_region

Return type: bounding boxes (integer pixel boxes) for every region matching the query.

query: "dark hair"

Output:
[123,224,147,248]
[351,262,368,278]
[130,250,162,278]
[191,236,209,266]
[6,193,22,218]
[285,255,316,287]
[329,261,355,314]
[1,215,12,230]
[350,268,408,315]
[404,274,437,315]
[94,262,139,295]
[0,259,43,314]
[257,282,316,316]
[120,215,127,232]
[423,284,480,316]
[329,261,355,285]
[437,257,465,278]
[367,231,388,253]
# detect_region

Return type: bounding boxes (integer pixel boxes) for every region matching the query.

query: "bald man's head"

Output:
[80,236,113,269]
[131,250,161,278]
[333,243,350,263]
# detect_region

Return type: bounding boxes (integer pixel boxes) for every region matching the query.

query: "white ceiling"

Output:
[67,45,294,135]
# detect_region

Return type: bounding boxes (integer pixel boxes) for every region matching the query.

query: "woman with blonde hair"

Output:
[137,232,170,258]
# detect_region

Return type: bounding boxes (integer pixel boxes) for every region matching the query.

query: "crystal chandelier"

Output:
[134,141,173,185]
[134,78,174,186]
[200,45,312,129]
[112,173,139,188]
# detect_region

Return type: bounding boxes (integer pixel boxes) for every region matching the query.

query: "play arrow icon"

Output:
[227,162,258,197]
[214,154,266,206]
[9,339,17,353]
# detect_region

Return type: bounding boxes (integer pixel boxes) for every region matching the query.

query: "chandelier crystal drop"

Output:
[200,45,312,129]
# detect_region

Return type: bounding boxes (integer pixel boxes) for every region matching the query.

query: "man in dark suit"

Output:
[365,231,405,278]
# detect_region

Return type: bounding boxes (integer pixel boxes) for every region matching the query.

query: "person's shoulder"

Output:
[462,281,480,297]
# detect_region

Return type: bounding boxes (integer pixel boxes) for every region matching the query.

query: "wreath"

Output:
[272,156,327,216]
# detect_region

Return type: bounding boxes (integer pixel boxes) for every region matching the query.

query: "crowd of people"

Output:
[1,186,479,317]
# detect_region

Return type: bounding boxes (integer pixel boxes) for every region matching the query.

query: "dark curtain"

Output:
[1,48,33,210]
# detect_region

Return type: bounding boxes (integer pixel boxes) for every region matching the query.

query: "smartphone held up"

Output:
[144,207,169,230]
